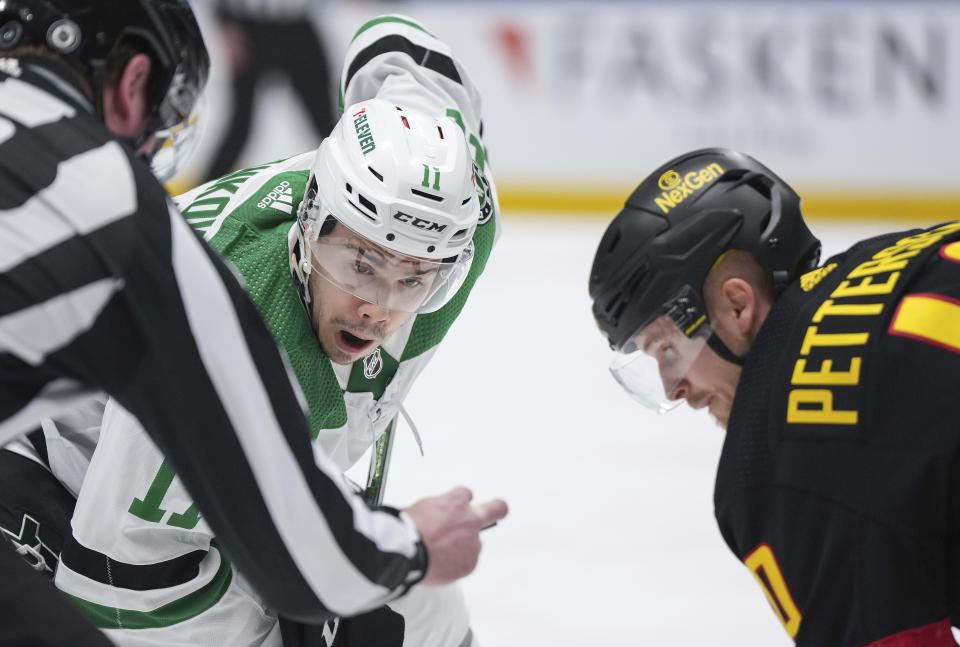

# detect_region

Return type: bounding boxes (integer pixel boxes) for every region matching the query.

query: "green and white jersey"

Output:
[55,15,498,647]
[177,14,499,473]
[57,400,282,646]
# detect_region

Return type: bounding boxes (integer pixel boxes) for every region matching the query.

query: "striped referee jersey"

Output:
[0,57,426,621]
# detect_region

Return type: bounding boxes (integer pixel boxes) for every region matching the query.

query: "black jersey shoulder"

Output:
[717,222,960,529]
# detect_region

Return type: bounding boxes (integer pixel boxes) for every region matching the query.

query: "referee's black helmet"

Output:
[589,148,822,352]
[0,0,209,136]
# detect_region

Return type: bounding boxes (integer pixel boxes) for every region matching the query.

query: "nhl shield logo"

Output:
[363,348,383,379]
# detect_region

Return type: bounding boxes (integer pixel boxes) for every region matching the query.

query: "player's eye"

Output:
[658,342,676,361]
[400,277,424,289]
[352,261,374,275]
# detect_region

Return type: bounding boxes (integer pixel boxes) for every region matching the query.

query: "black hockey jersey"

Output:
[716,221,960,646]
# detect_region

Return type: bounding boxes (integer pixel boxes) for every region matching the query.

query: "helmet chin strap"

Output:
[116,134,154,165]
[288,223,315,321]
[130,129,160,164]
[707,332,745,366]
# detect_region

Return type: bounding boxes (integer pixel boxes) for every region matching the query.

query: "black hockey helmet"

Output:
[590,148,821,353]
[0,0,209,170]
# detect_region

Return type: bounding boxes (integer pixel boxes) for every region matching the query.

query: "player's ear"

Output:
[103,53,152,139]
[716,277,759,344]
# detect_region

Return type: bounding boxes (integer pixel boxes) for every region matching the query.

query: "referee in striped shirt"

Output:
[0,2,506,644]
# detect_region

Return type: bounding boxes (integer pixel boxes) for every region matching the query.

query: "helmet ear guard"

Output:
[288,226,314,317]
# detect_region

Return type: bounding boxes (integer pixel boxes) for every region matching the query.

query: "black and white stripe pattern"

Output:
[0,61,425,622]
[60,539,208,591]
[343,33,462,94]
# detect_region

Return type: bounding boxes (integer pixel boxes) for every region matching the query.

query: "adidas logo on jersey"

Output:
[257,180,294,214]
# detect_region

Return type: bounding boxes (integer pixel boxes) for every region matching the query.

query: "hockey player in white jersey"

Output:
[54,15,499,647]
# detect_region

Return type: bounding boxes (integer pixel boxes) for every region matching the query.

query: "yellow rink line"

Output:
[167,176,960,223]
[494,186,960,222]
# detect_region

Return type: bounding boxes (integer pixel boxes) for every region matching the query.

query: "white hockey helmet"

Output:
[293,98,480,314]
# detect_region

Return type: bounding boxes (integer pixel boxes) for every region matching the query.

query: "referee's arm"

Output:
[120,198,428,621]
[0,143,425,622]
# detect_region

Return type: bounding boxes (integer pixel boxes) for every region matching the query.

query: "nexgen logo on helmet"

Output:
[654,163,725,215]
[658,171,681,190]
[353,108,376,155]
[590,147,822,413]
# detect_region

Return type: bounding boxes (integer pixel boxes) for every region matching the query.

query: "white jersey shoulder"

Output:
[55,399,279,646]
[342,15,485,135]
[341,13,501,256]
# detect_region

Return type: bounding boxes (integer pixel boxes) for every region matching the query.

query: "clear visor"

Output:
[306,218,473,314]
[610,303,712,414]
[150,95,206,184]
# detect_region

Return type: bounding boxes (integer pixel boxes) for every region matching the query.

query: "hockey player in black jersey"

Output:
[590,147,960,646]
[0,1,505,645]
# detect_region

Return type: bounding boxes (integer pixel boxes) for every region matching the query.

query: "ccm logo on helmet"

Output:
[394,212,448,233]
[353,108,376,155]
[654,163,725,215]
